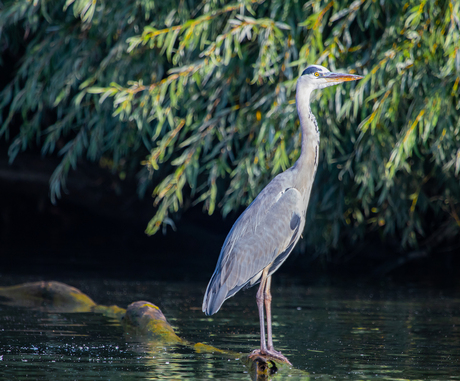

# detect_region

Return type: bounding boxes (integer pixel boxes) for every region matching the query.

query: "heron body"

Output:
[202,65,362,364]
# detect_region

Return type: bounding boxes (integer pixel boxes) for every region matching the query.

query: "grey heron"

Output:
[202,65,363,364]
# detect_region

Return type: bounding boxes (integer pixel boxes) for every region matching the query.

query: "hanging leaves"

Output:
[1,0,459,254]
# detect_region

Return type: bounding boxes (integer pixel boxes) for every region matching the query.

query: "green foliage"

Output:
[1,0,459,254]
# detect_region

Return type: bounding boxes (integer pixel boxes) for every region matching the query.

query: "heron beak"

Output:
[323,72,363,83]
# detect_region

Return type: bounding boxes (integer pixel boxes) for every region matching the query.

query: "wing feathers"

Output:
[202,181,304,315]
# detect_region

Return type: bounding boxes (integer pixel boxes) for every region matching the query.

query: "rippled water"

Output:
[0,279,459,380]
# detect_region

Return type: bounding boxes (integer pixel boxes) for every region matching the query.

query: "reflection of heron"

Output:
[202,65,363,364]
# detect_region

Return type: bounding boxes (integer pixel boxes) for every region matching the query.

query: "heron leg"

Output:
[249,268,291,366]
[264,275,275,351]
[262,274,292,365]
[256,269,268,353]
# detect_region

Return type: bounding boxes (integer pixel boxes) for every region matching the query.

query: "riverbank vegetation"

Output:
[1,0,459,262]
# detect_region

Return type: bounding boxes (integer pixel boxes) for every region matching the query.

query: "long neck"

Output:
[293,84,320,194]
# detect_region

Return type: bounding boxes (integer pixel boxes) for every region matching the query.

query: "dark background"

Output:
[1,150,458,287]
[1,0,459,291]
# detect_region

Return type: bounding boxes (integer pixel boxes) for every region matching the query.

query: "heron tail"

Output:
[202,271,227,316]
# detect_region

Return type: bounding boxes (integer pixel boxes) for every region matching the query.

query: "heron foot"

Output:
[249,348,292,366]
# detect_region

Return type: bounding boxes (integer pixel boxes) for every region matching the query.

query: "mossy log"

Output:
[0,281,96,312]
[0,281,307,378]
[0,281,228,354]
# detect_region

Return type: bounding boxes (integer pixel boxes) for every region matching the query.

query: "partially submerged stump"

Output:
[248,350,292,366]
[247,356,279,380]
[246,352,295,379]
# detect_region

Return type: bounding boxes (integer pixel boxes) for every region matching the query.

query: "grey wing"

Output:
[202,186,303,316]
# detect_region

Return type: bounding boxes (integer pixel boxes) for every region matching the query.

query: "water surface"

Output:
[0,279,459,380]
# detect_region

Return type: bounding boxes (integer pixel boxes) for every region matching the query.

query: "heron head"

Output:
[299,65,363,90]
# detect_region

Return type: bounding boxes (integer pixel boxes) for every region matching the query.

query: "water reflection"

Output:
[0,280,459,380]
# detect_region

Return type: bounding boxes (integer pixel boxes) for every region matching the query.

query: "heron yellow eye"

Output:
[314,72,319,77]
